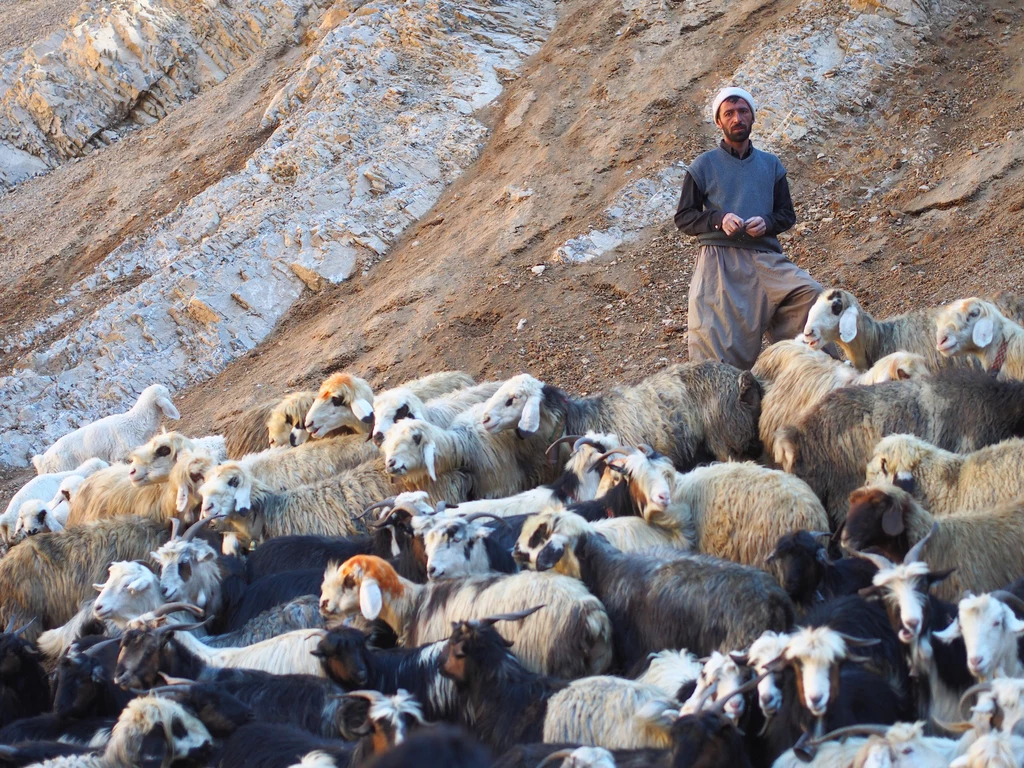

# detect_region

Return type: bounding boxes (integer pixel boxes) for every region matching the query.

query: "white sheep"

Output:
[32,384,180,474]
[13,498,64,538]
[0,457,107,543]
[935,297,1024,380]
[368,381,502,446]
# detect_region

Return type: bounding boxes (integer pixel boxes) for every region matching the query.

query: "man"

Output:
[675,86,822,370]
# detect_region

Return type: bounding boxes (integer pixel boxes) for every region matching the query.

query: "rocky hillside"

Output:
[1,0,1022,488]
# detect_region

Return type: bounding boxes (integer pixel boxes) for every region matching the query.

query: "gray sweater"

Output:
[677,144,793,254]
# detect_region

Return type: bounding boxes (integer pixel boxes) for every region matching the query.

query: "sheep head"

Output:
[557,432,622,503]
[321,556,405,623]
[512,510,590,577]
[136,384,180,421]
[864,434,937,494]
[860,351,930,384]
[478,374,546,434]
[934,593,1024,681]
[935,298,1001,357]
[14,499,60,538]
[371,387,427,447]
[128,432,190,486]
[170,449,218,523]
[47,474,84,519]
[606,447,676,519]
[802,288,861,349]
[841,484,917,563]
[783,626,879,718]
[198,462,255,519]
[681,652,751,722]
[93,561,163,628]
[765,531,832,604]
[305,373,375,438]
[380,419,439,482]
[266,391,315,448]
[857,555,951,645]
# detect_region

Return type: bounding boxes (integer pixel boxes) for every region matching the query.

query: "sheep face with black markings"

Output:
[267,391,317,447]
[129,432,199,486]
[305,373,377,438]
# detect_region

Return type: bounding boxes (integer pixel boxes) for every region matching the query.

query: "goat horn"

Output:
[905,522,938,564]
[81,637,121,657]
[572,436,607,453]
[848,548,894,571]
[170,518,181,540]
[764,548,779,564]
[708,670,772,715]
[807,531,831,539]
[357,498,397,521]
[434,501,448,515]
[3,616,15,635]
[134,684,195,696]
[152,602,205,619]
[960,682,994,717]
[180,516,214,543]
[155,618,210,635]
[545,436,583,459]
[930,715,974,734]
[804,723,890,746]
[638,444,655,457]
[836,634,880,649]
[690,681,719,713]
[12,618,36,638]
[594,447,631,464]
[159,673,194,686]
[480,605,545,626]
[536,749,577,768]
[991,591,1024,618]
[460,512,510,528]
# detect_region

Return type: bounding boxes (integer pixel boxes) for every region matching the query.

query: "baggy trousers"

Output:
[687,245,822,370]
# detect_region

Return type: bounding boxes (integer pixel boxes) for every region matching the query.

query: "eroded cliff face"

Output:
[0,0,554,466]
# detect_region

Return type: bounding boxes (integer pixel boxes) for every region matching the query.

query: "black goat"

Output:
[53,634,134,720]
[244,534,375,582]
[0,741,93,766]
[0,624,49,729]
[313,627,458,722]
[221,569,324,632]
[768,531,877,610]
[365,725,494,768]
[0,714,114,746]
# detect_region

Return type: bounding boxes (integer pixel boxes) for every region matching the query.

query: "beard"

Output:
[722,123,751,143]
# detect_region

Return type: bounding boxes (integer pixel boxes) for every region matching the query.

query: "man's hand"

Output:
[722,212,745,236]
[744,216,767,237]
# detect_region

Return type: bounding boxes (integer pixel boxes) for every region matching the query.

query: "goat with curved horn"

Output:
[848,548,895,571]
[474,604,545,627]
[593,448,631,465]
[803,723,890,747]
[545,435,584,459]
[991,591,1024,617]
[572,436,608,453]
[959,681,994,717]
[357,497,397,522]
[905,522,938,564]
[179,516,216,543]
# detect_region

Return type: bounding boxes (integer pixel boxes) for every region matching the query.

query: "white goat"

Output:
[935,592,1024,681]
[0,457,107,543]
[33,384,181,473]
[734,631,791,719]
[91,561,166,628]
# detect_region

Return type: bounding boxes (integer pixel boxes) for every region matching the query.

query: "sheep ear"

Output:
[157,397,181,420]
[175,486,189,514]
[839,306,859,343]
[423,441,437,482]
[359,579,383,620]
[234,485,252,515]
[351,398,374,423]
[933,618,961,643]
[518,395,542,434]
[881,499,905,537]
[972,316,994,348]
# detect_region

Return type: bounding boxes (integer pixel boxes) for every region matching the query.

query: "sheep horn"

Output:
[848,548,894,571]
[460,512,510,528]
[960,682,994,717]
[536,749,577,768]
[12,618,36,638]
[991,591,1024,618]
[807,531,831,540]
[594,447,631,464]
[905,522,938,564]
[159,673,194,686]
[545,435,583,459]
[357,497,396,522]
[764,547,779,564]
[368,505,407,529]
[708,670,772,715]
[479,605,545,626]
[803,723,890,746]
[133,683,195,696]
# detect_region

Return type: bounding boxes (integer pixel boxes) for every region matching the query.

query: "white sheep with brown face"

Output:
[33,384,181,474]
[935,297,1024,380]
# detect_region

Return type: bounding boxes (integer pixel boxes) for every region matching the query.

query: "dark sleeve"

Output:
[764,173,796,236]
[674,171,724,235]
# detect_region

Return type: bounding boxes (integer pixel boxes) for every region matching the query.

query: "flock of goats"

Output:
[4,290,1024,768]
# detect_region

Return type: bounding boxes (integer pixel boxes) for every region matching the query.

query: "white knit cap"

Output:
[712,87,756,121]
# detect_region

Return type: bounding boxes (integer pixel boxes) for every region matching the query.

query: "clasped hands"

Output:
[722,213,766,238]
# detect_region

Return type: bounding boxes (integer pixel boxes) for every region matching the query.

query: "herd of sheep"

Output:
[2,290,1024,767]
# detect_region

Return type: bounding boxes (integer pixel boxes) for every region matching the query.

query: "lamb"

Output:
[841,484,1024,600]
[512,514,794,667]
[319,555,613,679]
[368,381,502,446]
[774,369,1024,525]
[126,431,226,486]
[380,410,559,501]
[866,434,1024,514]
[303,370,475,439]
[475,363,764,473]
[607,450,829,571]
[0,457,107,543]
[0,516,171,641]
[801,288,965,370]
[32,384,181,474]
[14,498,65,538]
[935,297,1024,380]
[752,340,928,458]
